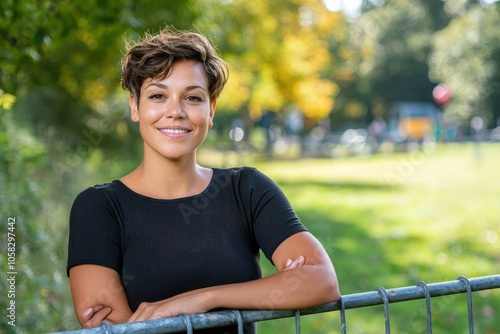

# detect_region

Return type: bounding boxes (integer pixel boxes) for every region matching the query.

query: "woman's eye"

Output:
[149,94,165,100]
[186,96,202,102]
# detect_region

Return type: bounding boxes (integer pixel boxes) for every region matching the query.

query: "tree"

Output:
[2,0,200,145]
[336,0,499,131]
[338,0,447,125]
[429,2,500,128]
[196,0,347,132]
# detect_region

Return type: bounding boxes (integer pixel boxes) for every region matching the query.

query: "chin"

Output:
[159,151,194,160]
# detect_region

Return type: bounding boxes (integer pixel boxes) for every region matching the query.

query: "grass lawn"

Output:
[200,142,500,333]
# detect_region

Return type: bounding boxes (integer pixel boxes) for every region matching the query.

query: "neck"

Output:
[144,147,198,180]
[123,148,211,199]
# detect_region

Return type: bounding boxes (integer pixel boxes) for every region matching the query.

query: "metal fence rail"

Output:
[53,275,500,334]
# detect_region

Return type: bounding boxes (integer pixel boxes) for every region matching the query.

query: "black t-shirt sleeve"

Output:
[66,185,123,276]
[240,168,308,263]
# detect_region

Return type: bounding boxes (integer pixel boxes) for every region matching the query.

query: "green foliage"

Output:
[336,0,500,129]
[2,0,201,159]
[196,0,347,124]
[1,0,200,95]
[336,0,443,125]
[0,0,54,94]
[0,95,77,333]
[430,3,500,126]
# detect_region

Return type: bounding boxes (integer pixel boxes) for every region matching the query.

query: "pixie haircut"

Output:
[121,28,229,102]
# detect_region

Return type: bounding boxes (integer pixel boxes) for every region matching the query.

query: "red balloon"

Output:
[433,84,452,105]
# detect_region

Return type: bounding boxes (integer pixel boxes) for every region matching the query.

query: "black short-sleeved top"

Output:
[67,167,307,334]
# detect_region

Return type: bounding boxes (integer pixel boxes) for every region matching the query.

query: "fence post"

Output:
[417,281,433,334]
[376,287,391,334]
[458,276,474,334]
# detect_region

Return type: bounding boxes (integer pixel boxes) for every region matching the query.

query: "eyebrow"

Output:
[144,83,208,93]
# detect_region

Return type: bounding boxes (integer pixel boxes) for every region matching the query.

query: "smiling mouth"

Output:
[159,129,189,134]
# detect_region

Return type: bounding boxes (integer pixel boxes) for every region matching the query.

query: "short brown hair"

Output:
[121,28,229,102]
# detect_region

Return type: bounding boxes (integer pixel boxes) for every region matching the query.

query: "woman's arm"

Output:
[69,265,133,327]
[128,231,340,322]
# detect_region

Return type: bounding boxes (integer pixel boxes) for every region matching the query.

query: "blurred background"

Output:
[0,0,499,333]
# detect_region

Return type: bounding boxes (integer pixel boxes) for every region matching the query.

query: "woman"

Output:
[67,28,340,333]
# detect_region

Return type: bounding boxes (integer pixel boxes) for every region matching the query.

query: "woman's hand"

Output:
[81,304,112,328]
[127,290,212,322]
[283,256,305,271]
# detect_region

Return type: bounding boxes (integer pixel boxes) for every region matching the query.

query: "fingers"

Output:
[127,302,152,323]
[82,305,112,328]
[129,301,175,322]
[82,307,95,323]
[128,305,148,323]
[283,256,305,271]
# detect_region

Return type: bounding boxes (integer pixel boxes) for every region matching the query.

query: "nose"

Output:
[164,97,186,119]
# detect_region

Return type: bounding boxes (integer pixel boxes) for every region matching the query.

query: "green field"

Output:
[200,142,500,333]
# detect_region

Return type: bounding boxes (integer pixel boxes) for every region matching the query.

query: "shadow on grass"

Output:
[293,207,391,293]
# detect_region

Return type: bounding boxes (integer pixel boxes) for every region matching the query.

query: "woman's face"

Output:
[129,60,216,161]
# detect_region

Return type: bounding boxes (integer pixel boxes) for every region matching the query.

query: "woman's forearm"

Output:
[129,262,339,322]
[203,233,341,311]
[204,262,340,311]
[70,265,133,327]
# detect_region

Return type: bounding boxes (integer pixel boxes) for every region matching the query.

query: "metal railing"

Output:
[52,275,500,334]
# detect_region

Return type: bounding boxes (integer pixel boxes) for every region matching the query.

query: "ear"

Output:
[129,95,139,122]
[208,100,217,129]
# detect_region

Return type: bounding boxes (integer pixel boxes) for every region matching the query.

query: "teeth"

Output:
[160,129,188,134]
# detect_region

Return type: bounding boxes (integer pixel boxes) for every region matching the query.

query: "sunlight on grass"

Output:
[200,143,500,333]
